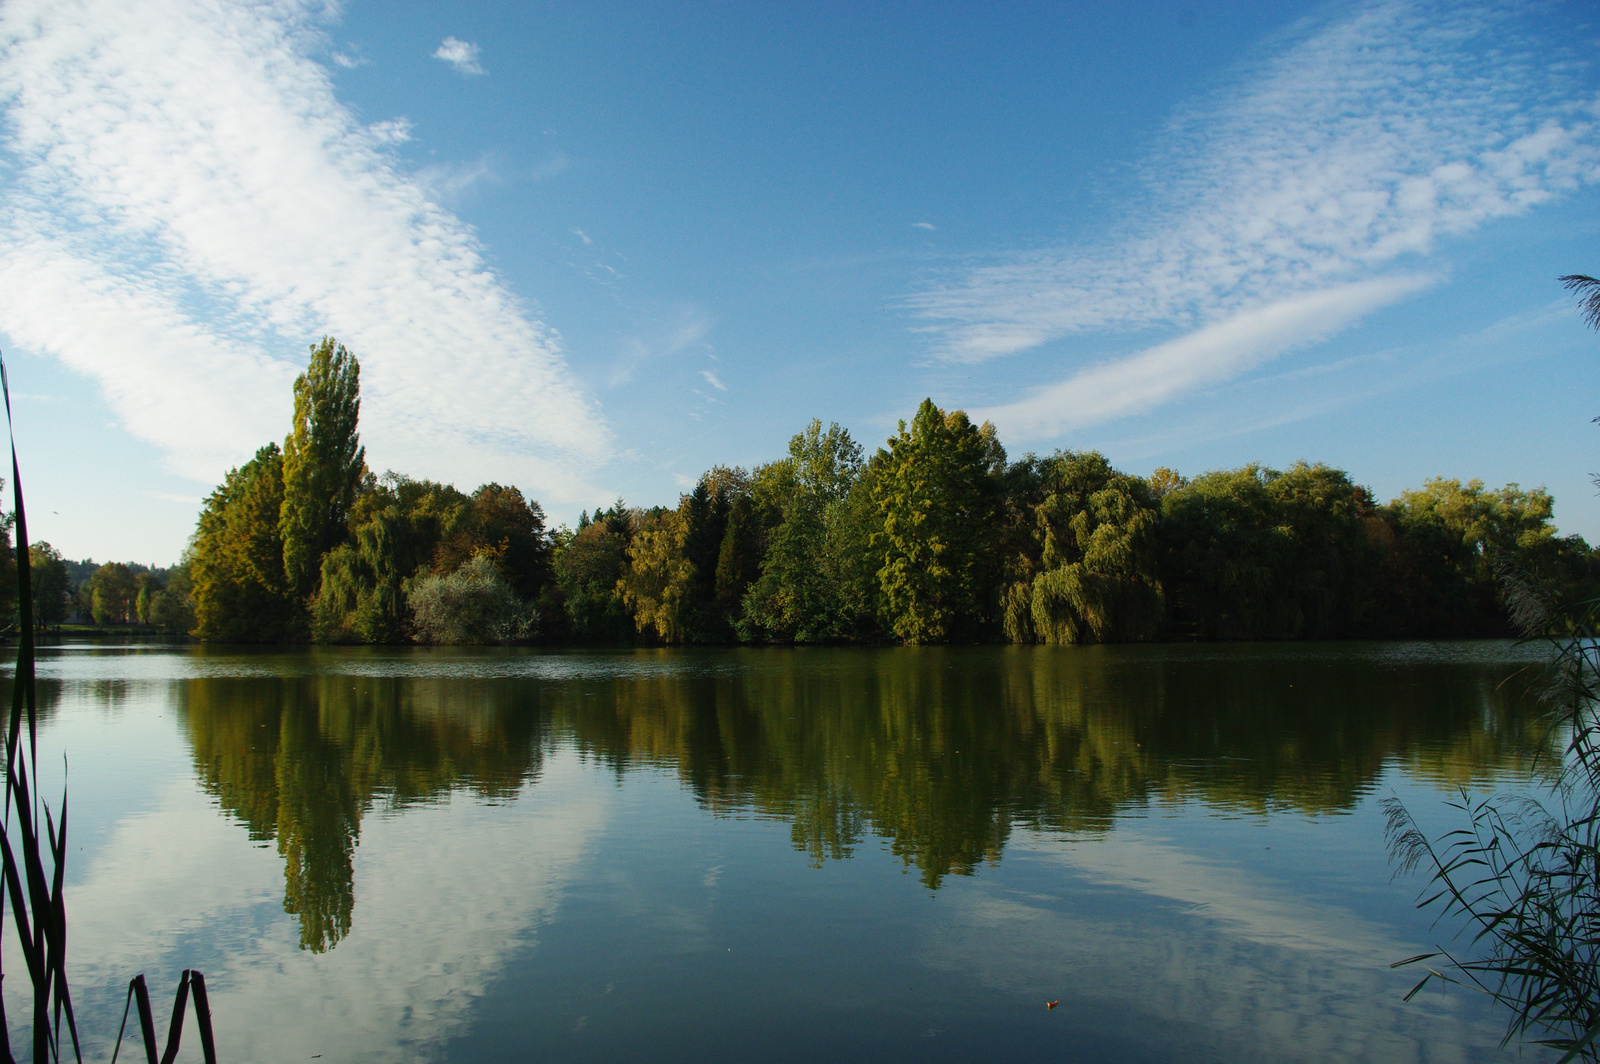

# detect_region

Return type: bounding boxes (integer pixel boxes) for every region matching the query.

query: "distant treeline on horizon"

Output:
[22,337,1598,646]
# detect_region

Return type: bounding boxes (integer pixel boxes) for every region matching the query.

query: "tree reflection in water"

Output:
[172,645,1547,949]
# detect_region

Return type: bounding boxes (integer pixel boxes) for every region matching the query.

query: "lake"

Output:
[10,640,1561,1062]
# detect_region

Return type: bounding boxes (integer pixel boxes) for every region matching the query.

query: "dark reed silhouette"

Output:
[0,352,218,1064]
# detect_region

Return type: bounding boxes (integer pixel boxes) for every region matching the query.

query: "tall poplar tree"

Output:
[280,337,366,608]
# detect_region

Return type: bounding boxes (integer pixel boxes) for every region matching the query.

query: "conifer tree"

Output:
[872,399,1000,643]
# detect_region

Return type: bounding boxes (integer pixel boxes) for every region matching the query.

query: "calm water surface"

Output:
[9,641,1563,1062]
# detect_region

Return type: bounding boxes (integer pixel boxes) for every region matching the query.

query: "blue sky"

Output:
[0,0,1596,564]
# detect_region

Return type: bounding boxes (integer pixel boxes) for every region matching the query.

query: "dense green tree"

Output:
[1268,463,1382,637]
[133,570,162,624]
[1158,463,1378,640]
[1002,451,1164,644]
[89,562,137,625]
[280,338,366,609]
[620,507,693,643]
[28,542,69,629]
[431,483,551,600]
[148,564,196,635]
[715,493,764,616]
[872,400,1001,643]
[618,470,753,644]
[742,421,869,642]
[1158,466,1288,639]
[1374,477,1564,636]
[311,475,468,643]
[552,503,636,642]
[191,443,299,642]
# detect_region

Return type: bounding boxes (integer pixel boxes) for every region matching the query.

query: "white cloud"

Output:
[413,153,498,202]
[433,36,484,76]
[0,0,610,501]
[699,369,727,391]
[916,0,1600,432]
[608,307,711,387]
[912,221,935,230]
[41,754,610,1064]
[530,152,571,181]
[975,276,1433,439]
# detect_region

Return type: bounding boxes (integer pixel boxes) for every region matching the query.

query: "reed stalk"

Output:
[0,353,216,1063]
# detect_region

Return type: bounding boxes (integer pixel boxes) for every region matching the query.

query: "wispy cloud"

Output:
[530,153,570,181]
[413,154,498,203]
[973,276,1432,436]
[433,37,484,76]
[916,0,1599,437]
[608,307,711,387]
[0,0,609,500]
[699,369,727,392]
[912,221,935,231]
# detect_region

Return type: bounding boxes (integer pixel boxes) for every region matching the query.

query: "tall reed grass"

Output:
[1384,596,1600,1061]
[1385,278,1600,1062]
[0,354,216,1063]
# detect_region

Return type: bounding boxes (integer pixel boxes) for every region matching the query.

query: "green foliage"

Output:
[181,377,1595,648]
[872,400,1001,644]
[191,443,299,642]
[619,470,755,644]
[620,508,693,643]
[431,483,551,600]
[1001,451,1164,644]
[310,475,468,643]
[280,337,366,609]
[1377,478,1563,637]
[409,553,529,645]
[1159,463,1379,640]
[28,541,69,629]
[552,502,636,642]
[148,564,196,635]
[742,420,871,642]
[90,563,135,626]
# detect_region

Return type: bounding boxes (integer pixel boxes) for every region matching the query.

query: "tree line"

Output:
[64,337,1597,646]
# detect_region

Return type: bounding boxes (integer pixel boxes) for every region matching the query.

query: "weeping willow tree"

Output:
[1002,451,1163,645]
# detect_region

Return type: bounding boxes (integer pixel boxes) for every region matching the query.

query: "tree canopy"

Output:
[153,346,1595,648]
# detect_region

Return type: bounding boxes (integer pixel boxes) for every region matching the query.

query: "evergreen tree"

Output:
[872,400,1001,644]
